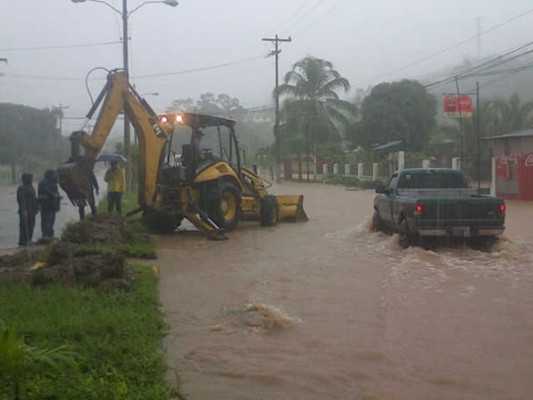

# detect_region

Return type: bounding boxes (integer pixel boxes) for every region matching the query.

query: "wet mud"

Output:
[158,183,533,399]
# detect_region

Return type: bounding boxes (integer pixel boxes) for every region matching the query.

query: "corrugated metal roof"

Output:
[373,140,404,152]
[482,128,533,140]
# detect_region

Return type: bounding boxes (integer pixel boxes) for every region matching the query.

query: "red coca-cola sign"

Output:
[443,94,457,114]
[443,94,472,117]
[458,94,472,115]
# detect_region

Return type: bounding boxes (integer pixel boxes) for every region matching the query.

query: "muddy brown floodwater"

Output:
[158,182,533,400]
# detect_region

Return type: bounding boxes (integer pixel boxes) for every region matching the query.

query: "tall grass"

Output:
[0,267,183,399]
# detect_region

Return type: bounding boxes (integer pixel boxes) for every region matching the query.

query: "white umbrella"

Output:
[96,152,127,162]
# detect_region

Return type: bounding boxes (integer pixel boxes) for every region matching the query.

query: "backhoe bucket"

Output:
[57,157,95,209]
[275,195,308,222]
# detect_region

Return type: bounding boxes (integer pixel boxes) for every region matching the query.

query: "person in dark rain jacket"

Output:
[38,169,61,239]
[16,172,38,246]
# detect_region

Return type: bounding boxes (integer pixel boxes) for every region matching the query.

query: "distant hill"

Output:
[421,54,533,105]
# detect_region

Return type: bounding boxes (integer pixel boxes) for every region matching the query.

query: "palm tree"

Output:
[490,93,533,134]
[275,57,357,178]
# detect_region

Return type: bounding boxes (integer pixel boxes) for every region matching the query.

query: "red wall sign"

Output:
[443,94,457,115]
[443,94,472,117]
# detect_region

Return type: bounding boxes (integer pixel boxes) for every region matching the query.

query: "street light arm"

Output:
[128,0,178,17]
[71,0,122,15]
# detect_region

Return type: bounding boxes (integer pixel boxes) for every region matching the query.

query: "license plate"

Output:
[452,227,470,237]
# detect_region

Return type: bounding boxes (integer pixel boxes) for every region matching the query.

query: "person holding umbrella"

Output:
[104,160,126,215]
[38,169,61,239]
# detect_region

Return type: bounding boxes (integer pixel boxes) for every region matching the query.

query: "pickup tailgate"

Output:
[417,196,505,230]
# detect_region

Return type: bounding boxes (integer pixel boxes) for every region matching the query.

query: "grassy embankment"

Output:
[0,194,185,400]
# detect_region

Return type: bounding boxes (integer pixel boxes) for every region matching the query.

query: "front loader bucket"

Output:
[275,195,308,222]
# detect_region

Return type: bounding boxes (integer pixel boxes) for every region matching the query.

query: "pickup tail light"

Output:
[415,204,423,215]
[500,203,506,213]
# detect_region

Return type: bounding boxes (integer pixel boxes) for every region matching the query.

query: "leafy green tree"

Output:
[489,93,533,134]
[357,80,437,151]
[276,56,357,151]
[167,93,245,116]
[0,104,69,176]
[448,94,533,180]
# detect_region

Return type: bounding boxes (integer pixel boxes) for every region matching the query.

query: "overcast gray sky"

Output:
[1,0,533,134]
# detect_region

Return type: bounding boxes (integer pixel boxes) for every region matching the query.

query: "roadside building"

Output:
[0,164,19,186]
[283,154,315,181]
[483,128,533,200]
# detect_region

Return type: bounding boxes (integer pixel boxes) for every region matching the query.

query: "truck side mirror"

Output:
[375,184,387,194]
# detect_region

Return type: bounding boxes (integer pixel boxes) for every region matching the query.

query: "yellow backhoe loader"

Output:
[58,69,307,239]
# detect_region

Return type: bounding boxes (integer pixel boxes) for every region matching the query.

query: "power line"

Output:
[2,55,267,82]
[463,63,533,79]
[0,41,121,52]
[273,0,309,33]
[293,4,338,37]
[282,0,326,34]
[130,55,266,78]
[424,43,533,89]
[356,7,533,86]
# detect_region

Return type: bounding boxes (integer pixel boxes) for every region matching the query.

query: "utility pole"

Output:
[121,0,133,193]
[262,35,292,183]
[0,58,6,76]
[454,76,464,170]
[476,17,482,59]
[71,0,179,193]
[53,104,69,135]
[476,81,481,193]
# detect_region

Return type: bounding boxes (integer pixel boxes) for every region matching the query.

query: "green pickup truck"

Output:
[372,168,506,248]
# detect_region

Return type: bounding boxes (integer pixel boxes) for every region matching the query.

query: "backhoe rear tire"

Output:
[211,182,241,231]
[260,195,278,227]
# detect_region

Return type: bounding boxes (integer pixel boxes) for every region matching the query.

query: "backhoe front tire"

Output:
[210,183,241,231]
[260,195,278,227]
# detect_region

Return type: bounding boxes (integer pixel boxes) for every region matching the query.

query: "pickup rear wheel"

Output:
[372,210,385,232]
[398,219,414,248]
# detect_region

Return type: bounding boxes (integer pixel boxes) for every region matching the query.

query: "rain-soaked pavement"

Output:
[157,182,533,400]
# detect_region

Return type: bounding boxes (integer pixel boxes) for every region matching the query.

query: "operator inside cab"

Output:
[193,129,205,161]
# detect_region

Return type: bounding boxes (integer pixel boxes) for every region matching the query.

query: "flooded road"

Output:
[158,182,533,399]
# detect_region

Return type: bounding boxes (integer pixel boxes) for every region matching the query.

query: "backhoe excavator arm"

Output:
[59,69,172,210]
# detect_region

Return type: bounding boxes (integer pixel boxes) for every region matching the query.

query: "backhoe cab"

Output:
[157,112,307,236]
[58,69,307,240]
